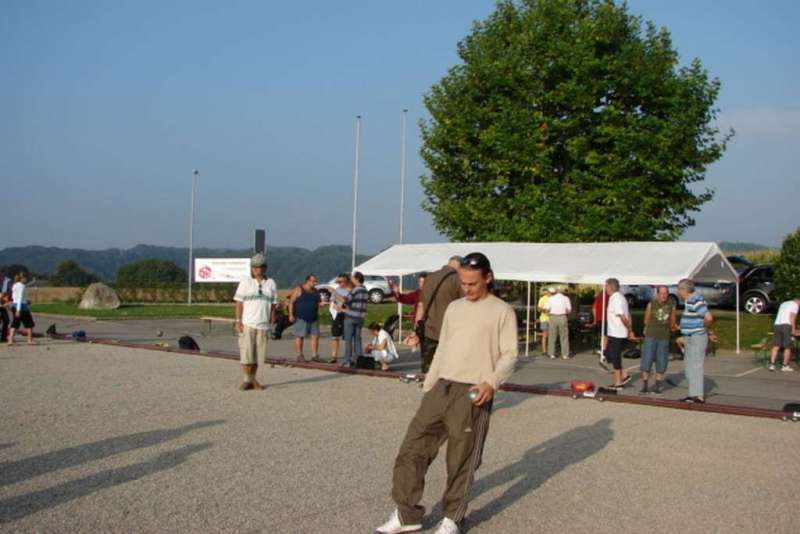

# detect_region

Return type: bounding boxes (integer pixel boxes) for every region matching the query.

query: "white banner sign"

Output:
[194,258,250,283]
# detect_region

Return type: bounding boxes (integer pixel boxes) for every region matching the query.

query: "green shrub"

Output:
[774,228,800,301]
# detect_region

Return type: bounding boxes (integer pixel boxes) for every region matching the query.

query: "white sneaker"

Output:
[768,364,776,372]
[434,517,461,534]
[374,509,422,534]
[782,365,795,372]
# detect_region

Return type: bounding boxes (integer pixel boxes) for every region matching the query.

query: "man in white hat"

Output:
[233,253,278,390]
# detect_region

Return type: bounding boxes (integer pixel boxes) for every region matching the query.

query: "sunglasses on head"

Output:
[460,255,489,269]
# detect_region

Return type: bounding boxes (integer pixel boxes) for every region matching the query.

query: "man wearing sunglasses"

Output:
[376,253,518,534]
[233,253,278,390]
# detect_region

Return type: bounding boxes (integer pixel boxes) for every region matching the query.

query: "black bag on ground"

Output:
[356,355,375,370]
[178,335,200,351]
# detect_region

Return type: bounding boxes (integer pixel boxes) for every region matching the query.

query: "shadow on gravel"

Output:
[0,442,212,523]
[270,373,346,388]
[0,443,15,451]
[0,420,224,487]
[463,418,614,530]
[493,382,567,413]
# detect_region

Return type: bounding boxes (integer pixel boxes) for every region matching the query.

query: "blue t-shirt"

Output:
[680,292,708,335]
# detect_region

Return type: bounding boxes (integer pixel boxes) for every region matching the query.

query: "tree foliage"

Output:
[116,259,187,286]
[774,228,800,301]
[50,260,100,286]
[420,0,732,242]
[0,264,29,279]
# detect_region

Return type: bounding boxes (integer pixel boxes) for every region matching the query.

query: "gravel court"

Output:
[1,341,798,533]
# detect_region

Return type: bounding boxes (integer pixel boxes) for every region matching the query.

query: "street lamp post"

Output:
[351,116,361,271]
[188,169,198,306]
[397,110,408,341]
[399,109,407,244]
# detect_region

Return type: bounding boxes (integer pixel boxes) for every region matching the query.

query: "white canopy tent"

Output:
[355,241,741,353]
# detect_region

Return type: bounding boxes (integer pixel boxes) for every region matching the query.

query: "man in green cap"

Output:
[233,253,278,390]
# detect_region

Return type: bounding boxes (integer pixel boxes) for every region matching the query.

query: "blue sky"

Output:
[1,0,798,253]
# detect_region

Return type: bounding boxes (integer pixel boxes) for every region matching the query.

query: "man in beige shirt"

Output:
[375,252,518,534]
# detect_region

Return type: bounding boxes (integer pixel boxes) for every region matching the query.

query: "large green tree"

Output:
[420,0,731,241]
[116,259,187,286]
[774,228,800,301]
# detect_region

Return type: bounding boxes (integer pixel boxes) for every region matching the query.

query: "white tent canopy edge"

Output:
[354,241,738,285]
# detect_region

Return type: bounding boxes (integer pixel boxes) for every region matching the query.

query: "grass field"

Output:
[32,302,411,325]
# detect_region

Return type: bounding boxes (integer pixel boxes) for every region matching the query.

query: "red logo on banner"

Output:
[198,265,212,279]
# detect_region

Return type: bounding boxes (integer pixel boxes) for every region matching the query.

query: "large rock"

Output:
[79,283,121,310]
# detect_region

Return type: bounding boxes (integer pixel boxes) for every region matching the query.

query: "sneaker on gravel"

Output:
[782,365,795,372]
[239,382,253,391]
[768,364,776,372]
[549,354,556,359]
[434,517,461,534]
[374,509,422,534]
[639,383,649,395]
[652,382,663,395]
[620,375,633,386]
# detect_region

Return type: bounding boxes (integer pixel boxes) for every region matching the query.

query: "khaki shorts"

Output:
[239,326,269,365]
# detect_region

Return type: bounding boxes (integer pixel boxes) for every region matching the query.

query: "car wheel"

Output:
[744,293,767,315]
[368,289,384,304]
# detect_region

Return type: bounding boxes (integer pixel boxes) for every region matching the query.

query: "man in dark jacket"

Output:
[417,256,463,373]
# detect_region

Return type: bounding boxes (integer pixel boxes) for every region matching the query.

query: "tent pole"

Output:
[736,279,740,354]
[525,281,531,357]
[600,283,606,355]
[397,277,403,342]
[533,283,538,347]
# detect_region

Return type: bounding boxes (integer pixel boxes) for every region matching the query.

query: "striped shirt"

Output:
[680,292,708,336]
[345,286,368,321]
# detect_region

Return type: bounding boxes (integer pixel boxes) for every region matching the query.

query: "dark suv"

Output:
[740,264,775,315]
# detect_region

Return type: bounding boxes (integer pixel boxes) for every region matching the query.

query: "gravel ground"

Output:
[1,340,798,533]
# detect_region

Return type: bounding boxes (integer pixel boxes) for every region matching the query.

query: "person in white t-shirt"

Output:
[365,322,399,371]
[604,277,633,389]
[544,286,572,359]
[769,298,799,372]
[233,253,278,391]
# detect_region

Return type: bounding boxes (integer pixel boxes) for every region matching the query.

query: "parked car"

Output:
[658,262,774,313]
[726,255,755,275]
[739,264,775,315]
[316,275,391,304]
[664,282,734,308]
[620,285,654,308]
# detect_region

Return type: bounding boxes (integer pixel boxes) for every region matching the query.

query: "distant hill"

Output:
[719,241,775,252]
[0,244,370,288]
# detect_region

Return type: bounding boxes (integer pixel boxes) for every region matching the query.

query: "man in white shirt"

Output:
[605,278,633,389]
[233,253,278,391]
[544,286,572,359]
[769,297,799,372]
